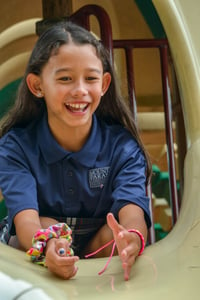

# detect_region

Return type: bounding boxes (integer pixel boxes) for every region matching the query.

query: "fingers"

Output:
[46,256,79,279]
[122,262,132,281]
[46,254,79,279]
[107,213,139,281]
[122,251,137,281]
[45,238,79,279]
[55,238,72,257]
[57,247,66,256]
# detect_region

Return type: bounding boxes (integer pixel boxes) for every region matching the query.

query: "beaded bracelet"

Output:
[85,228,145,275]
[26,223,74,266]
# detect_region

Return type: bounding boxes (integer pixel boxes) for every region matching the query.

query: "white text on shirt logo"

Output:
[89,167,110,188]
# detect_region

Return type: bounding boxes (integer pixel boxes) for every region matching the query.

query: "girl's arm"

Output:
[14,210,79,279]
[118,203,148,244]
[14,209,57,250]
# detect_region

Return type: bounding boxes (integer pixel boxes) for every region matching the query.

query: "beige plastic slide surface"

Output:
[0,0,200,299]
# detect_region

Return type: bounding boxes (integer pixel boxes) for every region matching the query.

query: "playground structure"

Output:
[0,0,200,299]
[0,1,183,242]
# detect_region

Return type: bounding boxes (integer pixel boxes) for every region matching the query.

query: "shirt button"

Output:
[68,171,73,177]
[68,188,74,195]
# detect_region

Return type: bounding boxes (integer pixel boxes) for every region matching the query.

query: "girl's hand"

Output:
[107,213,141,281]
[45,238,79,279]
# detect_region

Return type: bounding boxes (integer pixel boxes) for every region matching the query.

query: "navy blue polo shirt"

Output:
[0,113,151,233]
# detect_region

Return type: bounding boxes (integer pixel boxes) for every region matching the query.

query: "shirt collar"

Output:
[38,113,101,167]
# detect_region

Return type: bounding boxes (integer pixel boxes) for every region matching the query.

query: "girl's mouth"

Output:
[65,103,89,113]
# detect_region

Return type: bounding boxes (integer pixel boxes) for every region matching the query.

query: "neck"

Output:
[49,123,92,152]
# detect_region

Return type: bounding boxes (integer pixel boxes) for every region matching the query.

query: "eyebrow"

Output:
[55,68,102,74]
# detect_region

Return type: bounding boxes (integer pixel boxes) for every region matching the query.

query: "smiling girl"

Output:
[0,22,151,281]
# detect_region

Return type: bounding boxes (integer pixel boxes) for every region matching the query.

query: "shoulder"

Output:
[98,118,140,153]
[98,117,129,137]
[96,117,146,167]
[0,120,40,155]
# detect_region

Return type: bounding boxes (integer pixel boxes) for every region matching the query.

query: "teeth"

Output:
[66,103,88,111]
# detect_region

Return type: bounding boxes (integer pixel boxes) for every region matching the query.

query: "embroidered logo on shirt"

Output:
[89,167,110,188]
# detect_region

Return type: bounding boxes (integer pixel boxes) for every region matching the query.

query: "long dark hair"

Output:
[0,21,151,180]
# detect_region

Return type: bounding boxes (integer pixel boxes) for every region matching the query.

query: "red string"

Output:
[85,229,145,275]
[85,239,116,275]
[85,239,114,258]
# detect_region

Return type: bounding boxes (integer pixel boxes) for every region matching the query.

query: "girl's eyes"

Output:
[58,76,99,82]
[86,76,99,81]
[59,76,71,81]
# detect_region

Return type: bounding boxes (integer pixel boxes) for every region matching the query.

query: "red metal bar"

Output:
[113,39,168,119]
[124,47,137,117]
[113,38,180,225]
[113,38,168,48]
[70,5,113,64]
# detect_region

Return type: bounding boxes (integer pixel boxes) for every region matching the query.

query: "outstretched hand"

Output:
[107,213,141,281]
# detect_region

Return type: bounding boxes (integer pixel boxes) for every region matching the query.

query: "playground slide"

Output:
[0,0,200,299]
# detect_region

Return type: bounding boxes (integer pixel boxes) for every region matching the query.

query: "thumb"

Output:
[107,213,121,235]
[107,213,126,256]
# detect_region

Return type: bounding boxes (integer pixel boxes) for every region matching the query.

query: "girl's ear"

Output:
[26,73,43,98]
[101,72,111,96]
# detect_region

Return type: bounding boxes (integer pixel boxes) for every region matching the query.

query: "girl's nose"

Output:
[71,81,88,97]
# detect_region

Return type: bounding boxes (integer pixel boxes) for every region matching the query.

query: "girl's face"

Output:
[27,43,111,138]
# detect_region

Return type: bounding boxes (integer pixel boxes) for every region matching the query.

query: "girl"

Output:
[0,21,151,281]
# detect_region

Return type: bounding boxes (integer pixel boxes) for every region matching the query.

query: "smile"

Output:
[65,103,89,112]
